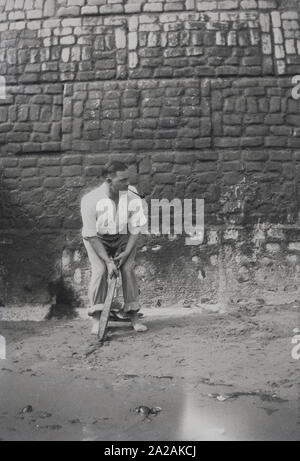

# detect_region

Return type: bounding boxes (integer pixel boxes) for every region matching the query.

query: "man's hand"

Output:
[106,259,119,279]
[114,251,129,268]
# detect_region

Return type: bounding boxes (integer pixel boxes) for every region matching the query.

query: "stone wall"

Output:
[0,0,300,313]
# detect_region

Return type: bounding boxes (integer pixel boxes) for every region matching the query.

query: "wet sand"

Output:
[0,302,299,441]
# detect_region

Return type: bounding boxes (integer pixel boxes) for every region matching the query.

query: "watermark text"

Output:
[0,335,6,360]
[291,328,300,361]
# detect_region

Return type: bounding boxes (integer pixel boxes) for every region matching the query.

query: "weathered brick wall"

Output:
[0,0,300,311]
[1,5,300,84]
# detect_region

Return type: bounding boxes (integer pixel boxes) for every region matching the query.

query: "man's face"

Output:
[110,169,130,193]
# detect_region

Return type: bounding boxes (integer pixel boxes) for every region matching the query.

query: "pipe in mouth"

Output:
[128,188,146,199]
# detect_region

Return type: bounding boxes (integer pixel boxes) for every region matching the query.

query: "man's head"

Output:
[103,161,129,194]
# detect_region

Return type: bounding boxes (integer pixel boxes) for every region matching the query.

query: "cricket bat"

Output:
[98,274,118,341]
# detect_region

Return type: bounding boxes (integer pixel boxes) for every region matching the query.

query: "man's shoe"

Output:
[127,312,148,332]
[109,311,130,322]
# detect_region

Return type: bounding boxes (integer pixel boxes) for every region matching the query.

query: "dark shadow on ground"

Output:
[46,279,79,320]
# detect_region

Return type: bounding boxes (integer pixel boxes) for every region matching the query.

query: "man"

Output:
[80,161,148,334]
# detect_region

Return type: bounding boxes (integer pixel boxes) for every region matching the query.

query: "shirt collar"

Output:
[101,182,132,200]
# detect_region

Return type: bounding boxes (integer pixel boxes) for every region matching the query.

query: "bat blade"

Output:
[98,275,118,342]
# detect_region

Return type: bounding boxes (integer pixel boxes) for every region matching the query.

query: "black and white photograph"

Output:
[0,0,299,443]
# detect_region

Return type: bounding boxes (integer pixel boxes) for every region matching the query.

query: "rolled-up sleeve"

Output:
[81,195,97,239]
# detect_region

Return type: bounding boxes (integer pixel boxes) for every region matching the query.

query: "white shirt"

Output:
[81,183,147,238]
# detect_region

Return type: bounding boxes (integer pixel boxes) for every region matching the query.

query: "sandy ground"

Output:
[0,302,299,441]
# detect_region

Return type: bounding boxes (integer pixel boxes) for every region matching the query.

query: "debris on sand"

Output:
[36,424,62,431]
[153,375,174,380]
[135,406,162,421]
[20,405,33,414]
[208,390,287,403]
[123,374,139,379]
[183,299,192,308]
[260,407,280,416]
[196,377,233,388]
[69,419,81,424]
[259,392,287,403]
[37,411,52,419]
